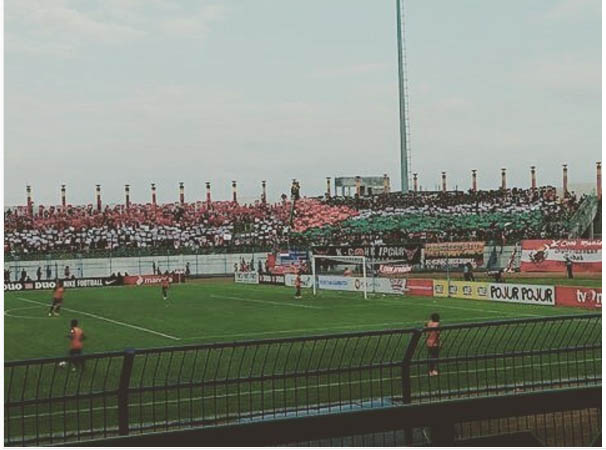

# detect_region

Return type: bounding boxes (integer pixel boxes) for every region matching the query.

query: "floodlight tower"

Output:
[396,0,412,193]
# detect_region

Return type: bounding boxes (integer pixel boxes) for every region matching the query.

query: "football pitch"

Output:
[3,279,598,360]
[4,279,602,445]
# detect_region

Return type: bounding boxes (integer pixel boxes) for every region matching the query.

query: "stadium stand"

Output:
[4,186,582,259]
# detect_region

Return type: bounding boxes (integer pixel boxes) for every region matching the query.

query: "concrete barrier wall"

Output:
[5,252,269,280]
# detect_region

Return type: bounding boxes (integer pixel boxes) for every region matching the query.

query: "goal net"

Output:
[311,254,368,299]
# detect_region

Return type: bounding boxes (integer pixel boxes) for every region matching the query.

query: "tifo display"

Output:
[5,186,584,259]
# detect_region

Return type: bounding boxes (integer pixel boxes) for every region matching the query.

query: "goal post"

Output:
[311,254,367,299]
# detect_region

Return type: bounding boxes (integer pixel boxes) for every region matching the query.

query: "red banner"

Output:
[407,279,433,297]
[555,286,601,309]
[123,274,182,286]
[520,239,602,273]
[270,265,299,275]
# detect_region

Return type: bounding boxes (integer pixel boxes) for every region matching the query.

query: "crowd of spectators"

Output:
[299,187,580,246]
[4,199,356,258]
[4,186,582,258]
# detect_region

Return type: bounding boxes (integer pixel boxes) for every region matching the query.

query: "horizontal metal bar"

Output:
[426,313,600,332]
[411,344,602,365]
[128,360,405,395]
[63,386,601,446]
[4,351,125,368]
[133,328,416,355]
[5,390,118,409]
[410,376,602,401]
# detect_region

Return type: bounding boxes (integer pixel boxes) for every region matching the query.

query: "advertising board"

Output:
[488,283,555,306]
[407,279,434,297]
[233,272,259,285]
[447,281,490,300]
[4,277,121,291]
[432,279,555,306]
[284,274,314,288]
[259,274,285,285]
[555,286,601,309]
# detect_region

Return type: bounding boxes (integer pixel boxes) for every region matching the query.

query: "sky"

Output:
[4,0,602,206]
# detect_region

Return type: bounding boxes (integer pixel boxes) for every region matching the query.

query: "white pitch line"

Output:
[4,305,51,321]
[9,357,600,421]
[209,294,323,309]
[369,297,545,317]
[180,316,505,342]
[16,297,180,341]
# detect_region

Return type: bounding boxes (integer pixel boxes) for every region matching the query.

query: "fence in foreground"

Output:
[4,313,601,446]
[67,386,601,446]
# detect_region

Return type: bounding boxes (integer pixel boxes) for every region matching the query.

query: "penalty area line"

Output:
[16,297,180,341]
[209,294,323,309]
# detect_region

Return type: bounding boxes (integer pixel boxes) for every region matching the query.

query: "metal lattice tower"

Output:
[396,0,412,193]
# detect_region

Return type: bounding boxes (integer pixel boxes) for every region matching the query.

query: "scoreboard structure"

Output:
[333,175,390,197]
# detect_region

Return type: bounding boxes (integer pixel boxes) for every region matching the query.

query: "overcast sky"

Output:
[4,0,602,206]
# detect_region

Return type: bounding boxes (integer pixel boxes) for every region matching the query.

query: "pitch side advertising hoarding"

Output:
[407,279,434,296]
[488,283,555,305]
[555,286,601,309]
[233,272,259,284]
[284,274,314,288]
[123,274,183,286]
[4,277,121,291]
[259,274,285,285]
[433,280,555,306]
[433,280,489,300]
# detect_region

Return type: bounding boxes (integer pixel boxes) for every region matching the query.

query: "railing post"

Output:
[401,329,422,445]
[118,348,136,436]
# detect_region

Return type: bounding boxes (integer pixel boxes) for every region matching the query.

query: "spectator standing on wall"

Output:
[463,263,470,281]
[64,266,70,279]
[565,257,574,279]
[185,262,191,277]
[152,261,156,275]
[20,269,27,282]
[426,313,441,376]
[46,266,52,279]
[36,266,42,281]
[258,260,263,274]
[4,268,10,280]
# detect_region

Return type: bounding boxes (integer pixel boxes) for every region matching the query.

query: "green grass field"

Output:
[4,279,600,360]
[4,279,601,445]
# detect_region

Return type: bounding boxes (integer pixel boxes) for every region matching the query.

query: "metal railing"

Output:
[65,386,602,447]
[4,313,601,446]
[568,194,599,238]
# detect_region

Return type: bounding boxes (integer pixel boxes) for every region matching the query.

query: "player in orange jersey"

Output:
[49,281,65,317]
[161,276,171,304]
[67,319,85,372]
